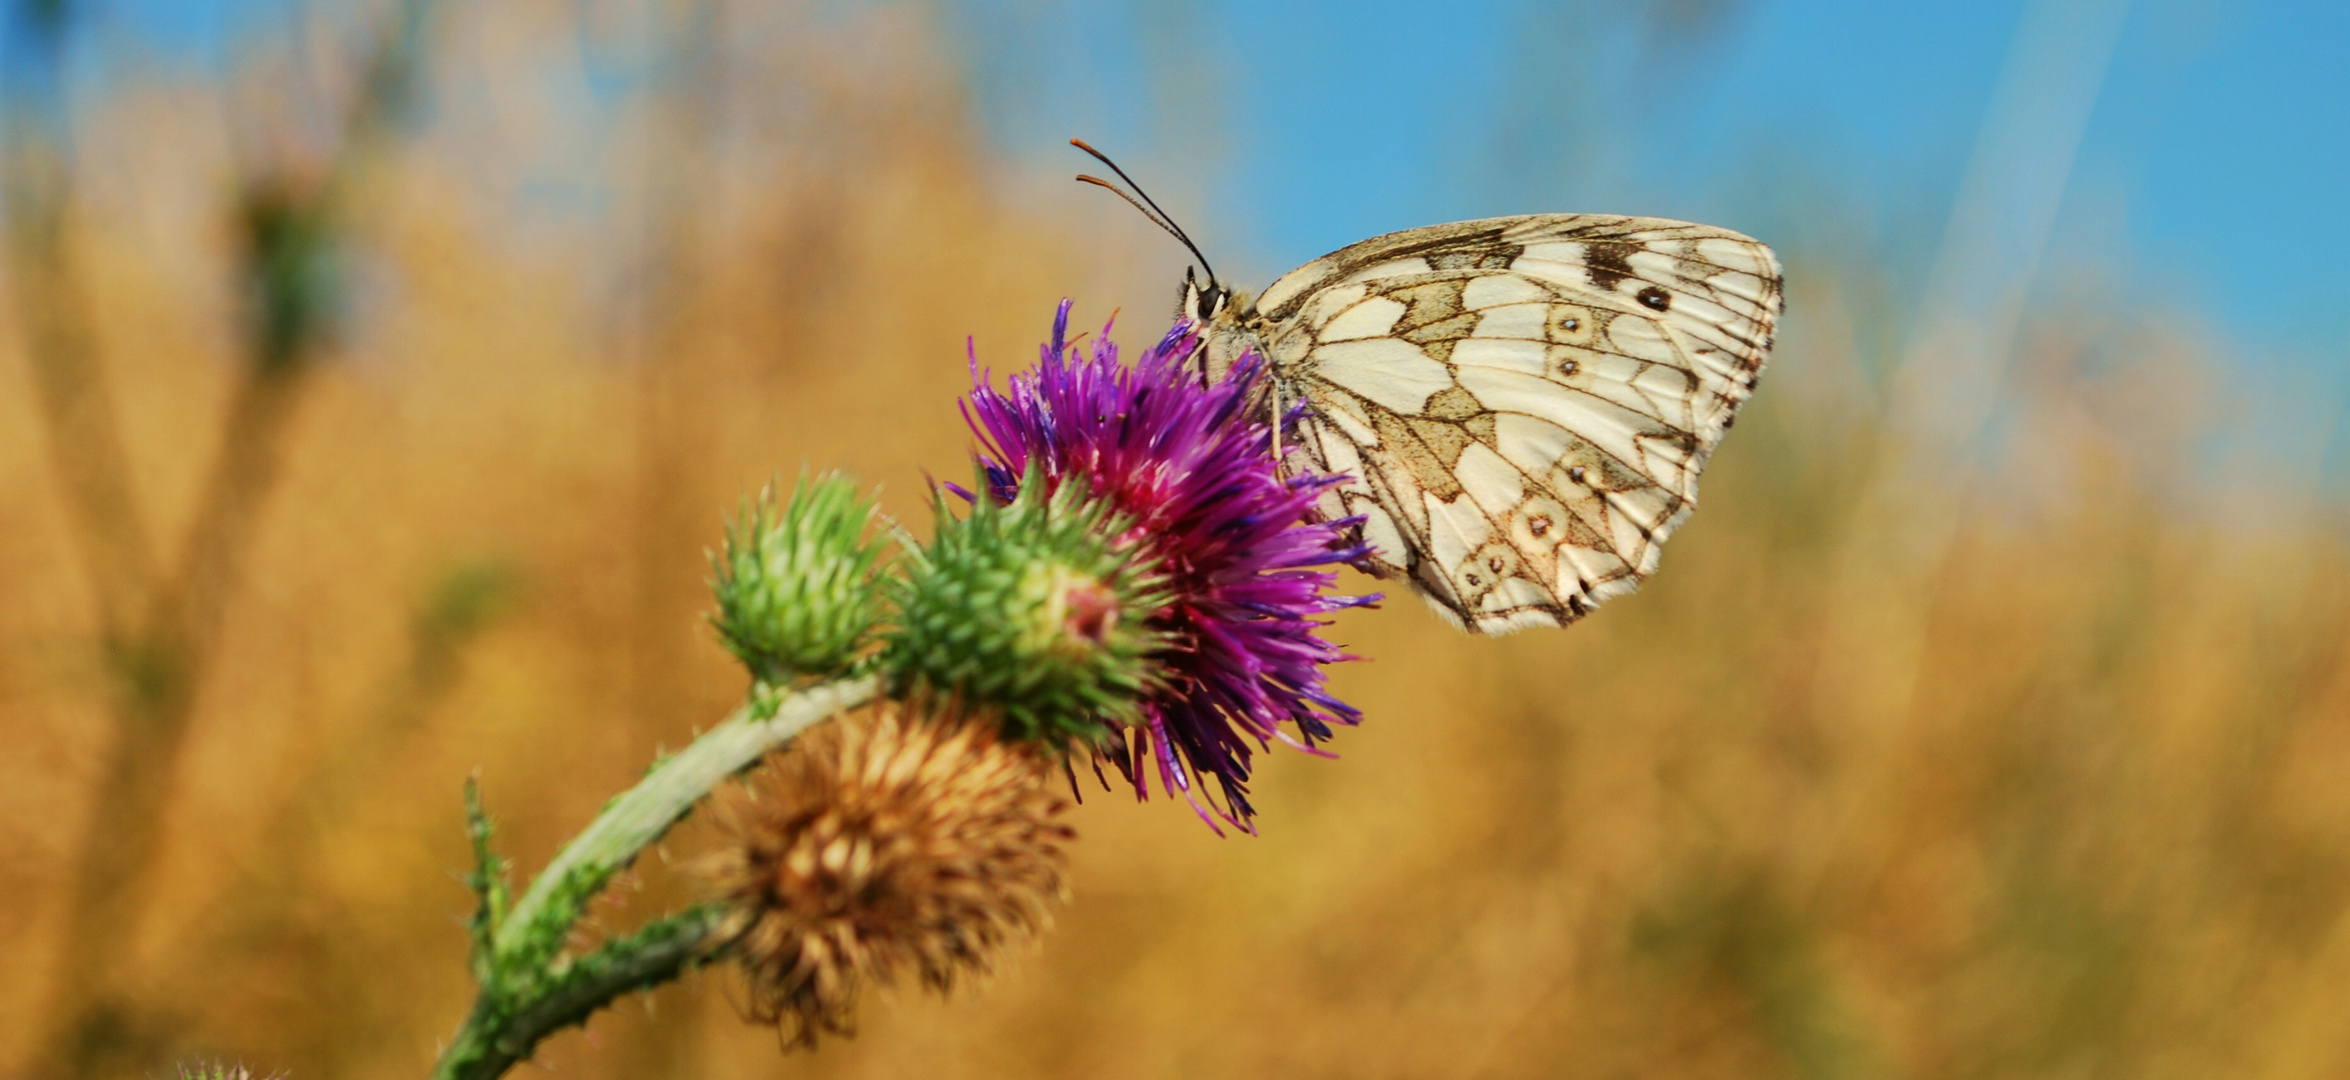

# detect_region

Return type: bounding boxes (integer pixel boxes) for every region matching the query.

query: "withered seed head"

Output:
[175,1064,276,1080]
[708,699,1075,1049]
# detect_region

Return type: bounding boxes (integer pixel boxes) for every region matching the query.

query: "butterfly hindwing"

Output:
[1244,214,1783,634]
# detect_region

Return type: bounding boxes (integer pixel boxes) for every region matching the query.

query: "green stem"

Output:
[490,674,878,970]
[432,907,726,1080]
[430,675,878,1080]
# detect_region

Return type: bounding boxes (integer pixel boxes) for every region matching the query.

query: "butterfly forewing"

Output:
[1229,214,1782,634]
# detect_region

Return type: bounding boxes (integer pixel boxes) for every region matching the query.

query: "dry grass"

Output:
[3,6,2347,1080]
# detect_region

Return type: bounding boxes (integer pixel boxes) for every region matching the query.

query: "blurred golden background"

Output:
[5,1,2349,1078]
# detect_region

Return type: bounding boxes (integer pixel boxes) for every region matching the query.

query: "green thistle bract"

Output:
[884,472,1164,746]
[711,472,887,684]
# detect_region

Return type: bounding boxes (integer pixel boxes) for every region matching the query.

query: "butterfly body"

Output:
[1187,213,1784,635]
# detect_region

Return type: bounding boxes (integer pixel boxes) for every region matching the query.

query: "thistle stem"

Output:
[433,674,879,1080]
[433,907,726,1080]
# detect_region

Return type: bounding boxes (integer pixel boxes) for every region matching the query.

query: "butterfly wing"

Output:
[1249,214,1783,633]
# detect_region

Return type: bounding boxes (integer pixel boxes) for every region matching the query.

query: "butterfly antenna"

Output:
[1074,174,1195,255]
[1070,138,1219,284]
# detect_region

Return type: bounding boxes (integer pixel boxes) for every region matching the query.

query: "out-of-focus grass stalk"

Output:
[616,6,722,1067]
[1808,0,2131,734]
[429,675,881,1080]
[603,6,727,1070]
[151,561,518,1071]
[4,0,169,1067]
[1,0,156,647]
[6,0,440,1075]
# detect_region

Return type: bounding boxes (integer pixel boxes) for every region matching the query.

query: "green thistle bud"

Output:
[884,473,1165,746]
[710,472,887,684]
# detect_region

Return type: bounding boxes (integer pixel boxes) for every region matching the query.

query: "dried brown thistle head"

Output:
[706,699,1075,1049]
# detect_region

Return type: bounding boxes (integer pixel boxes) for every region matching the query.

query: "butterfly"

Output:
[1075,143,1784,634]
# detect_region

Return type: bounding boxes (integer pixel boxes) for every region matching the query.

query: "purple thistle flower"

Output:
[959,300,1376,832]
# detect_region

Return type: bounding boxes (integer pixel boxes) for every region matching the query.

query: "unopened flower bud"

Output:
[710,472,887,683]
[883,474,1164,746]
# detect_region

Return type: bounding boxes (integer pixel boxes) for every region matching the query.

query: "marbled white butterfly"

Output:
[1076,142,1784,634]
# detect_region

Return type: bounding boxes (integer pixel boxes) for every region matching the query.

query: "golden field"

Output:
[4,5,2348,1079]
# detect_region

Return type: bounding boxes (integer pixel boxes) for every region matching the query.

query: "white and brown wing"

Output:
[1243,214,1783,633]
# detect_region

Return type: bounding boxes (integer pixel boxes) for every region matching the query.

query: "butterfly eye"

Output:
[1557,359,1578,376]
[1197,285,1229,321]
[1568,466,1588,484]
[1486,556,1505,574]
[1527,515,1551,537]
[1636,286,1671,311]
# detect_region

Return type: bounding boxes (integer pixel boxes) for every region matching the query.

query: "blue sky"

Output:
[951,0,2348,366]
[53,0,2350,370]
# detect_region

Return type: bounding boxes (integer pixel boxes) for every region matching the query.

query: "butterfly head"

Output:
[1178,265,1235,326]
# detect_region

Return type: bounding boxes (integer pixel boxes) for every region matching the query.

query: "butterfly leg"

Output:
[1269,377,1283,464]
